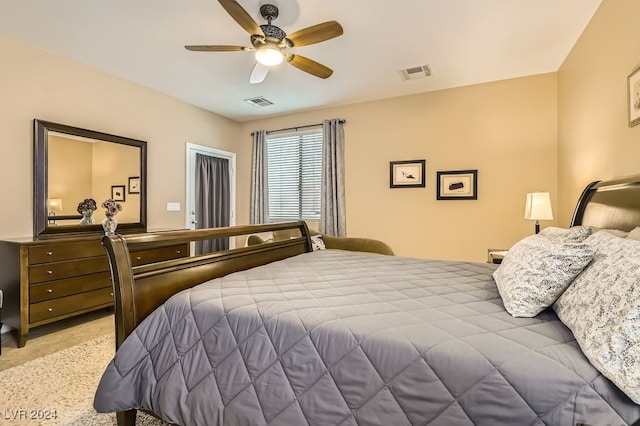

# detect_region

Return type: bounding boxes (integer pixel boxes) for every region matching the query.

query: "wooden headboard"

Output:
[571,173,640,231]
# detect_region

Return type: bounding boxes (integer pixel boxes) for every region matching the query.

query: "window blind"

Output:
[266,129,322,221]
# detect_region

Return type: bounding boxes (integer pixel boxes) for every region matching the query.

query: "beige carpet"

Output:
[0,333,169,425]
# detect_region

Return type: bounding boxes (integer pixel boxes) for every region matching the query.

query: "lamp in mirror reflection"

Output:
[524,192,553,234]
[47,198,63,225]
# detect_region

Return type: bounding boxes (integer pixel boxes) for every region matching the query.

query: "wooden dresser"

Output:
[0,232,188,347]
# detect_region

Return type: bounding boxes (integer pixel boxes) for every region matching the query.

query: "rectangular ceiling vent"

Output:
[399,64,432,81]
[244,96,274,107]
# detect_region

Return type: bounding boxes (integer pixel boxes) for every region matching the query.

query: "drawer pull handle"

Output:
[47,308,53,312]
[47,289,53,293]
[136,256,142,260]
[46,270,53,275]
[46,251,53,256]
[176,250,181,254]
[110,292,114,297]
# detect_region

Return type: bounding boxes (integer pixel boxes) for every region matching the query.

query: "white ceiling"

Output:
[0,0,601,122]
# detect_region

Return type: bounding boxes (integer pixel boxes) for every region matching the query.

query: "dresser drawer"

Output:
[29,256,110,284]
[30,286,114,324]
[130,243,189,266]
[29,271,112,303]
[29,240,104,264]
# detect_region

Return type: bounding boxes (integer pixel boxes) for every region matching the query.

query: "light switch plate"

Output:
[166,202,180,211]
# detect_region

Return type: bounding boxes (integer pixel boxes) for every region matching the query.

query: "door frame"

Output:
[185,143,236,248]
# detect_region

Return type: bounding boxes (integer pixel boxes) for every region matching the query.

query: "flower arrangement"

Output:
[77,198,97,214]
[101,198,123,217]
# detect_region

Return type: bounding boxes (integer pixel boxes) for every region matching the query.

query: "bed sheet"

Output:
[94,250,640,425]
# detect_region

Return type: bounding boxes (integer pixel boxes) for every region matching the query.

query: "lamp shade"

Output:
[255,46,284,66]
[524,192,553,220]
[48,198,63,212]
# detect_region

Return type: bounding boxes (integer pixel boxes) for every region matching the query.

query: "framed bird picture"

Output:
[390,159,426,188]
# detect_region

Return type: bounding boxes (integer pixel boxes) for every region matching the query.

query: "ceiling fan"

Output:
[185,0,343,84]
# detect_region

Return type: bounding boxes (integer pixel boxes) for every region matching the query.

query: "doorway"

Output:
[186,143,236,252]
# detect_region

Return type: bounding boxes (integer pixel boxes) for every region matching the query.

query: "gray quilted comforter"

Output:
[94,251,640,425]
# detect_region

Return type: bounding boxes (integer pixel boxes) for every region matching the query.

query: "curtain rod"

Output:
[250,119,346,136]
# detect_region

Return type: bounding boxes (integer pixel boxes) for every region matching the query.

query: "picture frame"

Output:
[128,176,140,194]
[436,170,478,200]
[111,185,126,202]
[628,65,640,128]
[389,159,426,188]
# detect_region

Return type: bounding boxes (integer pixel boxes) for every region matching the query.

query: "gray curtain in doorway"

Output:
[250,130,268,224]
[195,153,230,254]
[321,118,346,236]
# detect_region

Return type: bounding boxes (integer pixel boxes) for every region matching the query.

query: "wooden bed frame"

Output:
[102,221,313,349]
[101,174,640,425]
[102,220,313,425]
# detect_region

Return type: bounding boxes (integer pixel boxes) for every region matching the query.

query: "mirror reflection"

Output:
[46,132,141,226]
[34,119,147,236]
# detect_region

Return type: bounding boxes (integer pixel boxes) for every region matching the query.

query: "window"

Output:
[266,128,322,221]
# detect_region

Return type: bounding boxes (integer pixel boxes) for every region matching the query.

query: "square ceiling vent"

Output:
[399,64,432,81]
[244,96,274,107]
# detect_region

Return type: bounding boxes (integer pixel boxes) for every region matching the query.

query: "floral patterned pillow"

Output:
[553,231,640,404]
[538,225,592,242]
[492,234,594,317]
[310,235,326,251]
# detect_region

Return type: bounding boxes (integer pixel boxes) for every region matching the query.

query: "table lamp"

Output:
[524,192,552,234]
[48,198,63,225]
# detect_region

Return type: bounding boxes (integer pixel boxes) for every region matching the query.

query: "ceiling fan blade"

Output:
[185,45,248,52]
[218,0,264,36]
[285,21,343,47]
[249,62,270,84]
[286,54,333,79]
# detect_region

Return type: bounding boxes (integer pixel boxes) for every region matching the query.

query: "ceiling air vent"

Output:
[399,64,432,81]
[244,96,274,107]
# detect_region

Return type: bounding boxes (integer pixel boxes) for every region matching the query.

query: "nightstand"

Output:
[487,249,508,264]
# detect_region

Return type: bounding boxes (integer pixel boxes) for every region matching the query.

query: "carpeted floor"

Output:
[0,333,169,425]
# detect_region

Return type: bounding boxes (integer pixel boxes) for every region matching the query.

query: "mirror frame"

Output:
[34,119,147,236]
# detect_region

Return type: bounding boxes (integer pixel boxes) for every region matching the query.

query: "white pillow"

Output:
[627,227,640,241]
[539,225,592,242]
[587,226,629,238]
[553,231,640,404]
[602,229,630,238]
[493,234,594,317]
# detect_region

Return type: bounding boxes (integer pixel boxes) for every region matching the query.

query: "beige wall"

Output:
[241,73,558,261]
[558,0,640,224]
[0,35,243,238]
[12,3,631,262]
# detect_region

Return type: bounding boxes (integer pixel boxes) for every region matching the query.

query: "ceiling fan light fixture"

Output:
[187,1,342,81]
[255,46,283,66]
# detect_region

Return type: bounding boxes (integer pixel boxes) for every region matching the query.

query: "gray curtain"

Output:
[250,130,268,224]
[321,119,346,236]
[195,153,230,254]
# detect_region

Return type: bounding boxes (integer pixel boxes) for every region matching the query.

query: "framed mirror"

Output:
[34,119,147,236]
